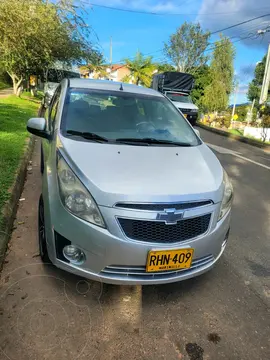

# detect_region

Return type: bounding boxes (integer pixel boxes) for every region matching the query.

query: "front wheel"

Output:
[38,195,51,263]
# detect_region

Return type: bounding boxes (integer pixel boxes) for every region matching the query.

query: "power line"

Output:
[210,13,270,35]
[88,9,270,67]
[112,17,269,64]
[112,28,264,70]
[229,22,269,39]
[81,2,270,17]
[205,33,259,53]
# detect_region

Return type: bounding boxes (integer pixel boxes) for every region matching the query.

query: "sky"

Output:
[79,0,270,104]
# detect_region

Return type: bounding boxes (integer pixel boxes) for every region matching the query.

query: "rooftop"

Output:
[68,78,162,96]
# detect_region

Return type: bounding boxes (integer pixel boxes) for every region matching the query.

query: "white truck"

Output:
[151,71,198,126]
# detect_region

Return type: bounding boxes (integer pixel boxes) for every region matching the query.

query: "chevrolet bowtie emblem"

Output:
[156,208,184,225]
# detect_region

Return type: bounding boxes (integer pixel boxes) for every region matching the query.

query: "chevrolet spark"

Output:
[27,79,232,285]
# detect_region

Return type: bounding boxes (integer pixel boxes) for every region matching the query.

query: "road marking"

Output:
[206,143,240,155]
[207,143,270,170]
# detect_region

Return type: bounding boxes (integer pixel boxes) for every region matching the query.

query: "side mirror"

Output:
[194,128,200,137]
[27,118,50,139]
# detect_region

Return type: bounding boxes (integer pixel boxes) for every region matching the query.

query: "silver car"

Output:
[27,79,232,285]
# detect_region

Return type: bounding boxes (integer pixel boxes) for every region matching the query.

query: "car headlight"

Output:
[218,170,233,220]
[190,109,198,113]
[57,155,105,228]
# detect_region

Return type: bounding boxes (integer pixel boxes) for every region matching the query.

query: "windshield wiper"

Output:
[66,130,108,142]
[115,137,192,146]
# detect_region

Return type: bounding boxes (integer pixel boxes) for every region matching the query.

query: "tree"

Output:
[247,55,267,106]
[0,0,94,95]
[235,105,248,121]
[155,63,175,73]
[80,52,108,79]
[201,80,229,113]
[259,104,270,142]
[191,65,211,108]
[123,52,156,87]
[201,35,235,112]
[164,22,210,74]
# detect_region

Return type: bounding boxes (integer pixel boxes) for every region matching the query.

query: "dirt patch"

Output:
[207,333,221,344]
[185,343,204,360]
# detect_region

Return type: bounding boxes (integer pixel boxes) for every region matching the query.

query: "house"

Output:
[109,64,131,82]
[80,64,132,82]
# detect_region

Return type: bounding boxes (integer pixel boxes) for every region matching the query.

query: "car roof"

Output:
[67,78,163,97]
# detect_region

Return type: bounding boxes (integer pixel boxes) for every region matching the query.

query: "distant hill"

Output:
[228,102,251,108]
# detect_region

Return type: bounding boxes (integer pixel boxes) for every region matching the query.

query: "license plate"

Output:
[146,249,194,272]
[184,114,187,118]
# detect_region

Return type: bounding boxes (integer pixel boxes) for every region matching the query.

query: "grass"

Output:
[201,122,270,145]
[228,129,270,144]
[0,95,39,221]
[21,90,44,101]
[228,129,244,136]
[244,134,270,145]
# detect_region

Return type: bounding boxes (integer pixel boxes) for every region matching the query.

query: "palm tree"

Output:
[123,51,156,87]
[80,53,108,79]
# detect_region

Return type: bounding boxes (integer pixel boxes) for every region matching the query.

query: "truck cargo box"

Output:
[152,72,194,94]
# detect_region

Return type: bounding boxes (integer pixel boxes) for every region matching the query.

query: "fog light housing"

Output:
[63,245,85,265]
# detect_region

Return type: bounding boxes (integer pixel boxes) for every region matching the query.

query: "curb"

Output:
[0,136,35,269]
[197,123,270,151]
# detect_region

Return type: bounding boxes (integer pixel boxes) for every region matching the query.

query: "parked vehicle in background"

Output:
[27,78,232,285]
[151,71,199,126]
[42,68,80,108]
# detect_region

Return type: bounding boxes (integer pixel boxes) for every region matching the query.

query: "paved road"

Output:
[0,134,269,360]
[0,88,13,98]
[198,127,270,304]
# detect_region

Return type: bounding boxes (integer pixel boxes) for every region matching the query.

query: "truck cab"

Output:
[165,92,198,127]
[151,71,198,126]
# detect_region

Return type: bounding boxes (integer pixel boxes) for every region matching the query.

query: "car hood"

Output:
[173,101,198,110]
[59,135,224,206]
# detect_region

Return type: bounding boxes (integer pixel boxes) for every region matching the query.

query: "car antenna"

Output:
[119,83,124,91]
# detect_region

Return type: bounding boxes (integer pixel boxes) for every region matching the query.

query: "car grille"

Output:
[115,200,212,211]
[100,254,214,280]
[118,214,211,243]
[179,108,193,113]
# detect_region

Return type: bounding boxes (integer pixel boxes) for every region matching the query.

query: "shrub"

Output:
[259,104,270,142]
[218,115,231,128]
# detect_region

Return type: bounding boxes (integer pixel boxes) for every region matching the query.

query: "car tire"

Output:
[38,195,51,263]
[40,145,44,174]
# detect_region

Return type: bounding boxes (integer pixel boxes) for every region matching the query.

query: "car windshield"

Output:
[166,93,192,103]
[61,88,200,146]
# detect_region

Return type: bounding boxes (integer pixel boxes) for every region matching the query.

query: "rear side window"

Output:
[49,87,61,131]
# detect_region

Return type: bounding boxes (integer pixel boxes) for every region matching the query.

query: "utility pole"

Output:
[247,98,255,125]
[109,37,113,81]
[230,84,238,126]
[110,36,113,65]
[259,43,270,104]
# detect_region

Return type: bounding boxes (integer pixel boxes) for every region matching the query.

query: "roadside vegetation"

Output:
[0,96,39,221]
[228,129,244,136]
[0,0,96,95]
[0,81,10,90]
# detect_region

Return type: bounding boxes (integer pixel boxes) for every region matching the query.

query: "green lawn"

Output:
[0,95,39,220]
[228,129,244,136]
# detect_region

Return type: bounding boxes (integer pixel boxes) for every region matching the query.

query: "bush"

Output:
[259,104,270,142]
[217,115,231,128]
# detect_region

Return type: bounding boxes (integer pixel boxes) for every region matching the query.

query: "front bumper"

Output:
[185,113,198,126]
[44,191,230,285]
